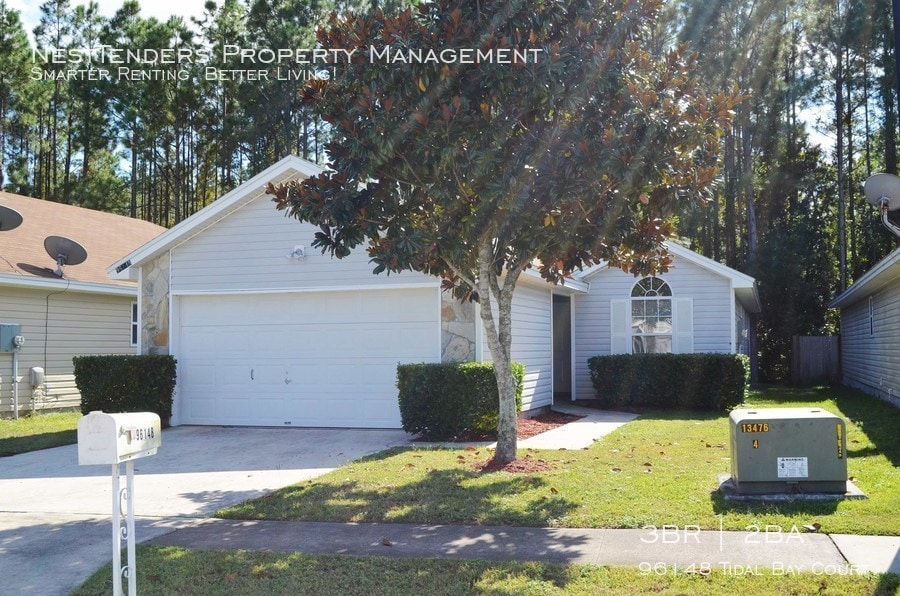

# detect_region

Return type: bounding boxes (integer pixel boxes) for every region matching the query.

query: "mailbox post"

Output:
[78,411,161,596]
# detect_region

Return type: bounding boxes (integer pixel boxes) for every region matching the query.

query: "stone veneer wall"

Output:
[441,292,476,362]
[141,252,170,355]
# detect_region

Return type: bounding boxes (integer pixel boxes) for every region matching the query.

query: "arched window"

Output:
[631,277,672,353]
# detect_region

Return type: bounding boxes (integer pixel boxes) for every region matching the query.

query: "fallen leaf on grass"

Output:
[226,572,238,582]
[465,446,477,451]
[550,487,559,494]
[643,462,652,467]
[611,467,622,473]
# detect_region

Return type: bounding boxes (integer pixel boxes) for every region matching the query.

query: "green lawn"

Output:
[0,411,81,456]
[72,547,897,596]
[218,386,900,536]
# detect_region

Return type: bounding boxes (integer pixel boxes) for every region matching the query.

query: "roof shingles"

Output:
[0,191,165,287]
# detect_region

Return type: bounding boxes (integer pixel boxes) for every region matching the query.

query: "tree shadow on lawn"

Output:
[0,429,77,457]
[834,389,900,468]
[754,385,900,466]
[222,448,577,527]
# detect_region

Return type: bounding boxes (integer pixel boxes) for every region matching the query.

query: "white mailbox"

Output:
[78,411,161,465]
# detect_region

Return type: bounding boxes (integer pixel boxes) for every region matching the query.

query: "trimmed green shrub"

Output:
[73,355,177,423]
[587,353,749,412]
[397,362,525,439]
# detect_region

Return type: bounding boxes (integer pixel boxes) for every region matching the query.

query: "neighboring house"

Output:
[830,248,900,408]
[0,192,165,416]
[110,156,760,428]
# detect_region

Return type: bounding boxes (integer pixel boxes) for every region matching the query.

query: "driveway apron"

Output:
[0,426,409,595]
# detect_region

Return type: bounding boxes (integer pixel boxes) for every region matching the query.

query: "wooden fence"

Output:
[791,335,840,387]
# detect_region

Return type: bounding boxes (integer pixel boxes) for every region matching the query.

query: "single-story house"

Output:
[0,192,165,416]
[109,156,760,428]
[829,247,900,408]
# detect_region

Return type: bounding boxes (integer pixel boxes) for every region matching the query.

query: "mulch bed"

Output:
[415,411,583,473]
[448,411,584,474]
[517,411,582,439]
[474,454,554,474]
[417,410,583,443]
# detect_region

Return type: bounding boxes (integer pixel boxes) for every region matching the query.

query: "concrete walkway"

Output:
[520,404,637,449]
[417,405,638,450]
[149,519,900,575]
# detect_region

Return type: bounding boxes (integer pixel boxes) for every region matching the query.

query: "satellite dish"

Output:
[0,204,23,231]
[864,173,900,239]
[864,173,900,211]
[44,235,88,278]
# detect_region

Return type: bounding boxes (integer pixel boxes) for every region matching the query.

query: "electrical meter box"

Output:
[729,408,847,494]
[0,324,22,352]
[78,411,161,465]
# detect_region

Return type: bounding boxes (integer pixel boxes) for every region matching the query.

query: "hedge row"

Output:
[587,353,749,412]
[73,355,176,423]
[397,362,525,439]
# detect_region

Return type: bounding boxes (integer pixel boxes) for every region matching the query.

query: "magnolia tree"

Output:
[268,0,737,463]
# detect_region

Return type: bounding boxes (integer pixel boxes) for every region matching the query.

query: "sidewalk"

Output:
[148,518,900,574]
[145,406,899,576]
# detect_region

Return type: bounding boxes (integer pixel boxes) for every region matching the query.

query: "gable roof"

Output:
[0,191,165,295]
[109,155,322,281]
[576,242,761,312]
[829,247,900,309]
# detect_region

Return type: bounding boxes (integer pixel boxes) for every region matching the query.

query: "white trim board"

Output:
[170,282,441,297]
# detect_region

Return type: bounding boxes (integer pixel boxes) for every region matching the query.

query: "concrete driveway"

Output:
[0,426,410,595]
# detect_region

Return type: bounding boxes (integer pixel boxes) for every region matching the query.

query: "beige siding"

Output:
[840,282,900,407]
[0,286,136,416]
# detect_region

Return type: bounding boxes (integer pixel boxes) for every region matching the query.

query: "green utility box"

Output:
[729,408,847,494]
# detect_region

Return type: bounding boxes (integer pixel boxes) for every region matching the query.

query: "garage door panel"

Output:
[186,395,216,419]
[221,397,254,420]
[177,288,438,428]
[182,363,217,388]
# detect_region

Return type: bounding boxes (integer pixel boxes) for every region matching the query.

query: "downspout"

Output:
[41,279,71,409]
[12,347,19,420]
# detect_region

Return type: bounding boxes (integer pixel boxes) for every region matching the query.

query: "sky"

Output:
[8,0,834,153]
[10,0,211,39]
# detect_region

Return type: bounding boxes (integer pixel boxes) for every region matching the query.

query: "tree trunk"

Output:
[742,115,758,267]
[724,128,737,268]
[835,52,847,292]
[476,241,520,464]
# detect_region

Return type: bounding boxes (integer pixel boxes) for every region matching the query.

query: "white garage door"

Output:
[176,288,439,427]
